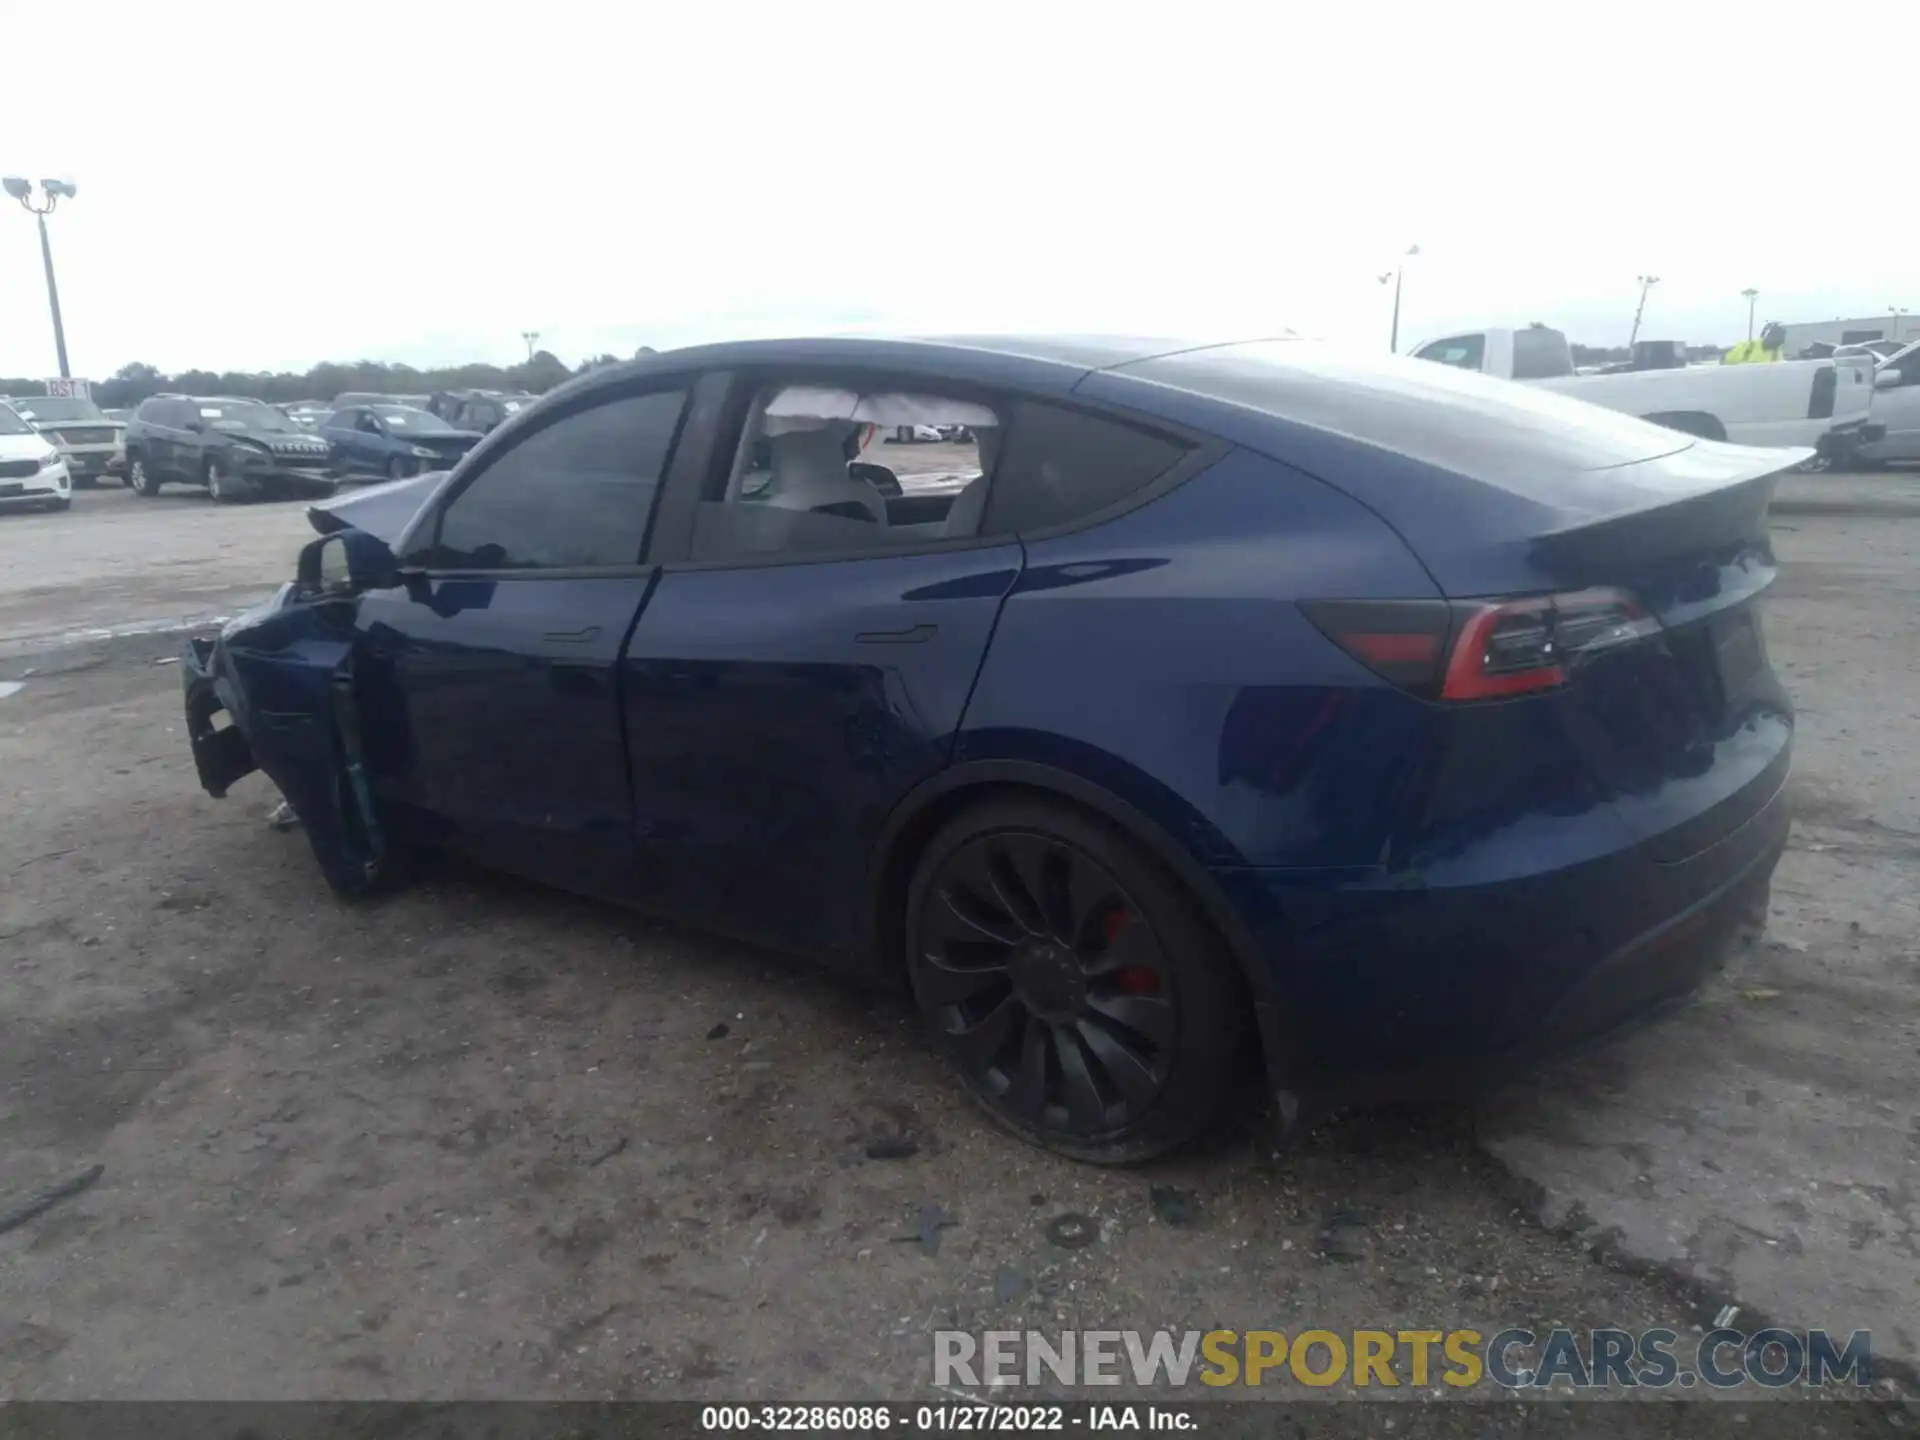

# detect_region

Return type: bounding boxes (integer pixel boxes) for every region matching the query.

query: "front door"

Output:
[349,378,698,896]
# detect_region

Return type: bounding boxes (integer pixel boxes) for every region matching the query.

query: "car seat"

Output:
[940,425,1000,536]
[765,426,886,524]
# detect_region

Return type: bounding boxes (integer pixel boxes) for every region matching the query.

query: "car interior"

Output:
[688,384,999,561]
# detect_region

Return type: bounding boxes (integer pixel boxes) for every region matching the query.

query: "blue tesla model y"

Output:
[181,336,1793,1161]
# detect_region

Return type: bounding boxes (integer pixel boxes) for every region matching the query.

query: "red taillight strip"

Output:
[1342,631,1441,665]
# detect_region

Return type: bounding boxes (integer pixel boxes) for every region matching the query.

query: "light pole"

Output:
[521,330,540,362]
[3,177,78,379]
[1629,274,1661,347]
[1741,287,1759,342]
[1377,245,1419,352]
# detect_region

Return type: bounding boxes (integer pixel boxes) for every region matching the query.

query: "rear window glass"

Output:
[1414,335,1485,370]
[982,402,1187,534]
[1107,340,1696,493]
[1512,327,1574,379]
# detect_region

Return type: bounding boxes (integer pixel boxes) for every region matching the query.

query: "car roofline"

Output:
[543,334,1301,409]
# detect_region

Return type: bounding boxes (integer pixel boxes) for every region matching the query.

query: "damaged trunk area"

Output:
[181,598,403,898]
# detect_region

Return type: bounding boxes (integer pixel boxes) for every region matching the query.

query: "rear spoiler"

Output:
[1531,451,1799,589]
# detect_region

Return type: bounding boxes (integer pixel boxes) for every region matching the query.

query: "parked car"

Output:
[124,395,336,502]
[884,423,947,443]
[180,335,1795,1162]
[330,391,431,410]
[6,392,126,487]
[1845,339,1920,466]
[0,400,72,512]
[426,389,536,434]
[1409,324,1883,459]
[280,401,333,429]
[322,403,484,481]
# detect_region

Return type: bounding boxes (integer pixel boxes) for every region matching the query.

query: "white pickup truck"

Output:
[1407,325,1883,460]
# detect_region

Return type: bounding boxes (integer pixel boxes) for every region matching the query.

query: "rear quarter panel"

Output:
[957,447,1443,871]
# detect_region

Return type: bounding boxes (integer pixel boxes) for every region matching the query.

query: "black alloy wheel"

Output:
[906,798,1246,1162]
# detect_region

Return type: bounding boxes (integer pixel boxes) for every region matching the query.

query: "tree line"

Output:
[1,349,653,410]
[7,340,1729,408]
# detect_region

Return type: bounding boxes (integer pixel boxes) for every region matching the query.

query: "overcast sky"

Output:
[2,2,1911,379]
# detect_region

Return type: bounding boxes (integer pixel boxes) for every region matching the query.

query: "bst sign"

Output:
[44,377,91,399]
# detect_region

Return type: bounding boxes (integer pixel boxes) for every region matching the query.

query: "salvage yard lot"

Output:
[1,473,1916,1416]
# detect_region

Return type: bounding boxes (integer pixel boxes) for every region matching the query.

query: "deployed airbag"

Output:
[761,386,998,434]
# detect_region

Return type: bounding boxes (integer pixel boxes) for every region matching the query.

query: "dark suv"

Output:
[126,395,337,503]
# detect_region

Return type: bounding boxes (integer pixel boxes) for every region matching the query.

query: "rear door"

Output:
[619,369,1023,962]
[321,408,361,472]
[346,373,710,896]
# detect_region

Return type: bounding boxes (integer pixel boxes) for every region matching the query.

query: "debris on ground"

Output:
[153,656,179,666]
[1316,1207,1370,1263]
[892,1202,957,1256]
[705,1022,730,1041]
[993,1265,1031,1304]
[0,1165,105,1237]
[587,1137,629,1168]
[266,799,299,831]
[1045,1212,1099,1250]
[864,1136,920,1161]
[1740,987,1783,1002]
[1150,1185,1200,1228]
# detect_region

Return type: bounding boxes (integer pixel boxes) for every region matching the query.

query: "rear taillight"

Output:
[1301,588,1656,703]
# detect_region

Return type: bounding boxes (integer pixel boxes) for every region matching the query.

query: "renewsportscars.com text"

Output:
[933,1327,1873,1391]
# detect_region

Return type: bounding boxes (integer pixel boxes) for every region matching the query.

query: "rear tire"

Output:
[904,796,1249,1164]
[387,455,408,481]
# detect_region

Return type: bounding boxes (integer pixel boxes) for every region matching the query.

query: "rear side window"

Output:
[1511,327,1574,379]
[1414,334,1486,370]
[981,403,1187,535]
[428,388,687,569]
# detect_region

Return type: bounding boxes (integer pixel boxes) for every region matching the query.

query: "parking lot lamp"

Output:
[1629,274,1661,347]
[1742,288,1759,342]
[3,177,76,379]
[1378,245,1420,353]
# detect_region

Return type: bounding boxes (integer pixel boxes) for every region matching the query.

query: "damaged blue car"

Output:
[182,336,1794,1162]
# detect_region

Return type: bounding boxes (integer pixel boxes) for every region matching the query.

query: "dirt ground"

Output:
[0,472,1914,1425]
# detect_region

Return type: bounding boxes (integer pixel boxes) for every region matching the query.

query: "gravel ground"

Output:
[0,472,1912,1427]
